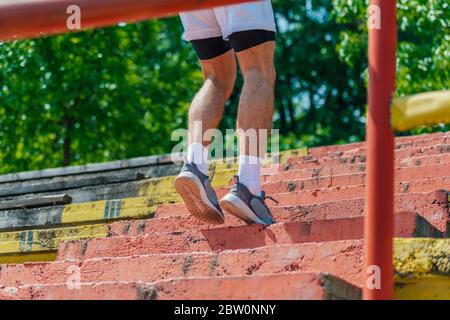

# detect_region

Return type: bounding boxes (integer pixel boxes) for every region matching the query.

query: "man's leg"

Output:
[219,33,278,226]
[187,49,236,175]
[175,45,236,225]
[235,40,276,196]
[177,8,238,224]
[178,3,277,225]
[179,9,236,175]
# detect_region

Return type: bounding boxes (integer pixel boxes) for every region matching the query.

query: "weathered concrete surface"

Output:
[0,272,361,300]
[1,171,446,233]
[305,133,448,157]
[259,175,448,195]
[1,238,447,295]
[0,149,303,203]
[286,145,450,169]
[0,281,154,300]
[0,132,448,299]
[57,212,416,261]
[0,196,156,232]
[0,194,72,211]
[0,240,367,288]
[0,153,177,184]
[264,162,450,183]
[155,190,449,233]
[1,135,447,205]
[0,224,108,255]
[151,272,362,300]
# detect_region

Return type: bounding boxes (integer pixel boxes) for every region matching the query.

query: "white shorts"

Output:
[179,0,276,41]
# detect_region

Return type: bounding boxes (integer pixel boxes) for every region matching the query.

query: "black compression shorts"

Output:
[190,29,276,60]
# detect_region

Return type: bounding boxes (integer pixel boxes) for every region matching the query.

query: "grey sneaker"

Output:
[174,160,225,224]
[220,176,277,225]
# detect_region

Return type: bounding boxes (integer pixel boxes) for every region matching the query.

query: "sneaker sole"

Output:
[220,193,267,225]
[174,172,224,225]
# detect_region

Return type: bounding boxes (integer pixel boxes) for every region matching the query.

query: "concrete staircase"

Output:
[0,132,449,300]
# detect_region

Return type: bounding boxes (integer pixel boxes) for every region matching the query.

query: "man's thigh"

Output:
[234,41,275,73]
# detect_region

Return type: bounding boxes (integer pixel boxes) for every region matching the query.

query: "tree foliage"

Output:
[0,0,448,173]
[0,19,202,173]
[332,0,449,135]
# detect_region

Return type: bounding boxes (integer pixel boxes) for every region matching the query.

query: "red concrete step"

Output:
[111,188,447,235]
[271,185,390,206]
[398,153,450,167]
[154,190,448,233]
[260,133,449,175]
[57,212,417,261]
[304,141,449,161]
[150,272,361,300]
[0,272,361,300]
[0,281,153,300]
[395,177,449,193]
[0,239,365,288]
[393,131,448,142]
[263,162,449,183]
[381,142,449,160]
[216,175,449,198]
[283,146,450,171]
[153,209,443,239]
[282,153,449,172]
[108,214,244,236]
[305,133,448,157]
[261,146,450,175]
[393,134,449,149]
[298,132,450,161]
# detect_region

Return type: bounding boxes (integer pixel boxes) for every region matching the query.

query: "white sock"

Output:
[238,155,263,196]
[187,143,208,175]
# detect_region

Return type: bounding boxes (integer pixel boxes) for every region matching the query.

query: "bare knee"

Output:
[242,64,276,88]
[203,73,236,102]
[237,42,276,87]
[188,68,235,120]
[200,51,237,101]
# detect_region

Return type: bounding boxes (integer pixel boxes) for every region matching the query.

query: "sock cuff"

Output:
[187,143,208,160]
[187,143,209,175]
[238,155,264,166]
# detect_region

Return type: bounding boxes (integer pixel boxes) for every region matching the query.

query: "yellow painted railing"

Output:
[391,90,450,132]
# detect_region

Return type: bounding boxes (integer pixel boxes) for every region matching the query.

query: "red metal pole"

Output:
[364,0,397,300]
[0,0,254,41]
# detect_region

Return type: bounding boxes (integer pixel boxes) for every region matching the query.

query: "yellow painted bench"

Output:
[0,224,107,263]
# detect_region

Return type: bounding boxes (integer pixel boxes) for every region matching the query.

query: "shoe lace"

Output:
[261,191,279,204]
[260,191,278,223]
[210,165,216,182]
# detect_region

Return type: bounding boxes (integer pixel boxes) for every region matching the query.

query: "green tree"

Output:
[332,0,449,134]
[0,18,202,173]
[271,0,367,149]
[219,0,368,151]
